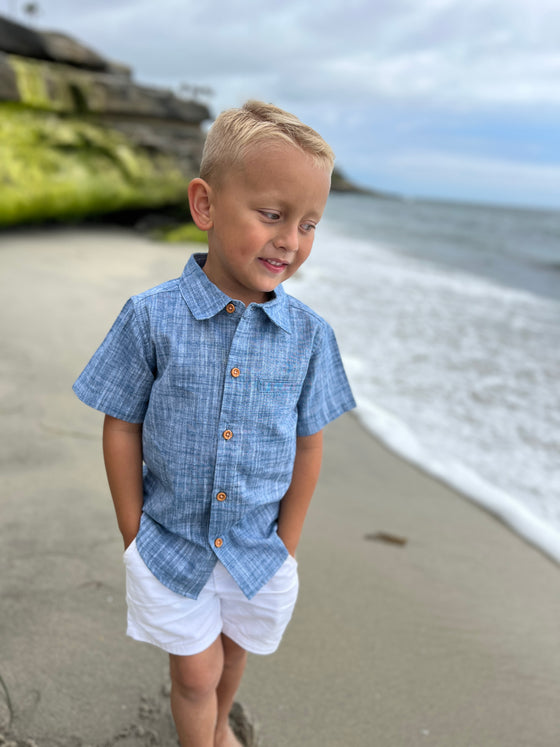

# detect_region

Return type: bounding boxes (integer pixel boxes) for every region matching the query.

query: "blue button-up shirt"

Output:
[73,253,355,599]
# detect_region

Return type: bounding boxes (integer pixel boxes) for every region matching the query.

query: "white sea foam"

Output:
[287,202,560,564]
[356,397,560,564]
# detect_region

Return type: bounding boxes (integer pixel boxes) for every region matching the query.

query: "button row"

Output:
[215,301,238,555]
[214,333,237,552]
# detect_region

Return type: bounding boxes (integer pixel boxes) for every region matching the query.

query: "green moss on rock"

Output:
[10,55,56,109]
[7,54,96,113]
[0,104,190,226]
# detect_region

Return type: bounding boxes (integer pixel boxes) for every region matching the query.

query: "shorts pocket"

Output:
[123,537,138,562]
[270,553,299,590]
[285,553,298,569]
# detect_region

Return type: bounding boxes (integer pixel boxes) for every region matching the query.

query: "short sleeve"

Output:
[72,298,155,423]
[296,323,356,437]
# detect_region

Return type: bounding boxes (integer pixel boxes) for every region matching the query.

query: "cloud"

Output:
[16,0,560,207]
[363,148,560,207]
[39,0,560,110]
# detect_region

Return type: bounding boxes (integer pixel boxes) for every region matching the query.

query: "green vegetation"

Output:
[156,222,208,244]
[9,55,68,111]
[0,104,189,227]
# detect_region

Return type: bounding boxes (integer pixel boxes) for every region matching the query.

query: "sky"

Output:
[5,0,560,209]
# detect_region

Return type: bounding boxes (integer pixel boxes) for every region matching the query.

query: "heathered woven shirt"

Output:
[73,253,355,599]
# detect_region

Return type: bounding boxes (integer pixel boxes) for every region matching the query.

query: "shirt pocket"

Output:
[256,379,302,403]
[252,379,302,423]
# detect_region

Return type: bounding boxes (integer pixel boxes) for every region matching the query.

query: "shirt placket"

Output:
[209,304,251,554]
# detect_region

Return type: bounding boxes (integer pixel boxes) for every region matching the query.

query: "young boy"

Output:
[73,101,355,747]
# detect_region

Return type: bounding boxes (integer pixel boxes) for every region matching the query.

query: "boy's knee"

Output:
[221,634,247,668]
[169,645,223,702]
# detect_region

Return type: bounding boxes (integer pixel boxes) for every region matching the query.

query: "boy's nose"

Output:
[274,224,299,253]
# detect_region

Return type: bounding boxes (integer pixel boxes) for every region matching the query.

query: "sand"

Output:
[1,226,560,747]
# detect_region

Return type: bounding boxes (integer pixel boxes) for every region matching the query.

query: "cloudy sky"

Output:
[7,0,560,209]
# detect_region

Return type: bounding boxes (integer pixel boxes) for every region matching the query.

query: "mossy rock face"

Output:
[1,52,209,122]
[0,104,190,227]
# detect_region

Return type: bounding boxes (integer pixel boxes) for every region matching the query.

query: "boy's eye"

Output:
[301,222,317,232]
[260,211,280,221]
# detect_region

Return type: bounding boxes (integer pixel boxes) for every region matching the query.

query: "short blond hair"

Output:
[200,100,335,185]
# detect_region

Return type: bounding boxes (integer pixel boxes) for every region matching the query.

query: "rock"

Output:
[0,15,112,71]
[0,52,18,100]
[38,30,110,71]
[0,15,49,59]
[0,49,209,124]
[331,167,368,193]
[0,107,191,227]
[0,13,210,227]
[105,60,133,80]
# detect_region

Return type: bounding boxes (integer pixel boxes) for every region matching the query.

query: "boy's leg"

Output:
[169,634,247,747]
[214,634,248,746]
[169,637,225,747]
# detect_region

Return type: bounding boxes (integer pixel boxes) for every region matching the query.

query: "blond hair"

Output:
[200,100,335,185]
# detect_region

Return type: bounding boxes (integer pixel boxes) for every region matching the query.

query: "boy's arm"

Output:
[277,430,323,557]
[102,414,144,550]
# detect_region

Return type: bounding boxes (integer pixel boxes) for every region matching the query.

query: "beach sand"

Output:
[1,226,559,747]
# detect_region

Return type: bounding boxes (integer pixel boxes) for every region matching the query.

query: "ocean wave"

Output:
[288,196,560,565]
[355,397,560,565]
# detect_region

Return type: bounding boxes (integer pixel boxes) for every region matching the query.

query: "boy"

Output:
[73,101,355,747]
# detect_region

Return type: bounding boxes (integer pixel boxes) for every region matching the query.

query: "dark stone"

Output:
[0,14,210,126]
[105,60,133,79]
[38,31,109,71]
[0,14,50,60]
[85,75,211,123]
[0,52,19,102]
[0,14,127,74]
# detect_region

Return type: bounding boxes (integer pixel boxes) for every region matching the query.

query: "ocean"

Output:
[285,192,560,563]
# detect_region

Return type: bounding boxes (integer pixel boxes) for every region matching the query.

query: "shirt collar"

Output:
[180,253,292,334]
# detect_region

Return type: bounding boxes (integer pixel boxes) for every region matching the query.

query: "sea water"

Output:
[286,193,560,562]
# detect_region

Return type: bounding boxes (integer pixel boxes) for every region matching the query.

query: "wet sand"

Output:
[1,226,560,746]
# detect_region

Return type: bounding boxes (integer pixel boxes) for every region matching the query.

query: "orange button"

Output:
[214,538,223,548]
[231,367,241,378]
[226,303,235,314]
[216,492,227,502]
[222,429,233,440]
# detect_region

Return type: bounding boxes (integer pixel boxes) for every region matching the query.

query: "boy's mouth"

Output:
[258,258,289,274]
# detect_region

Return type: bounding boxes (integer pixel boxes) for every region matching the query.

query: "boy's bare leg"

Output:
[214,634,248,747]
[169,638,225,747]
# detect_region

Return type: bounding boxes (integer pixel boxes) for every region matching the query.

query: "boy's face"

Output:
[202,142,331,306]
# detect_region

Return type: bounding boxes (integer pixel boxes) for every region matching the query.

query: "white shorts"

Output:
[123,539,299,656]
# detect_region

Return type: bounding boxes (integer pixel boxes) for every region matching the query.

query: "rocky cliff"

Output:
[0,15,210,227]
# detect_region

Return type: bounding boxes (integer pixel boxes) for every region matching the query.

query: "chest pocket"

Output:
[253,379,302,415]
[256,379,301,395]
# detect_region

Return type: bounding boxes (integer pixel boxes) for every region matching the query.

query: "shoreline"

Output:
[353,405,560,570]
[2,226,560,746]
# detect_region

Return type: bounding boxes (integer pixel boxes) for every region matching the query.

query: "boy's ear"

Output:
[188,178,214,231]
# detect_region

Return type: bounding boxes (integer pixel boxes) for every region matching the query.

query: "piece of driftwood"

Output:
[364,531,408,546]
